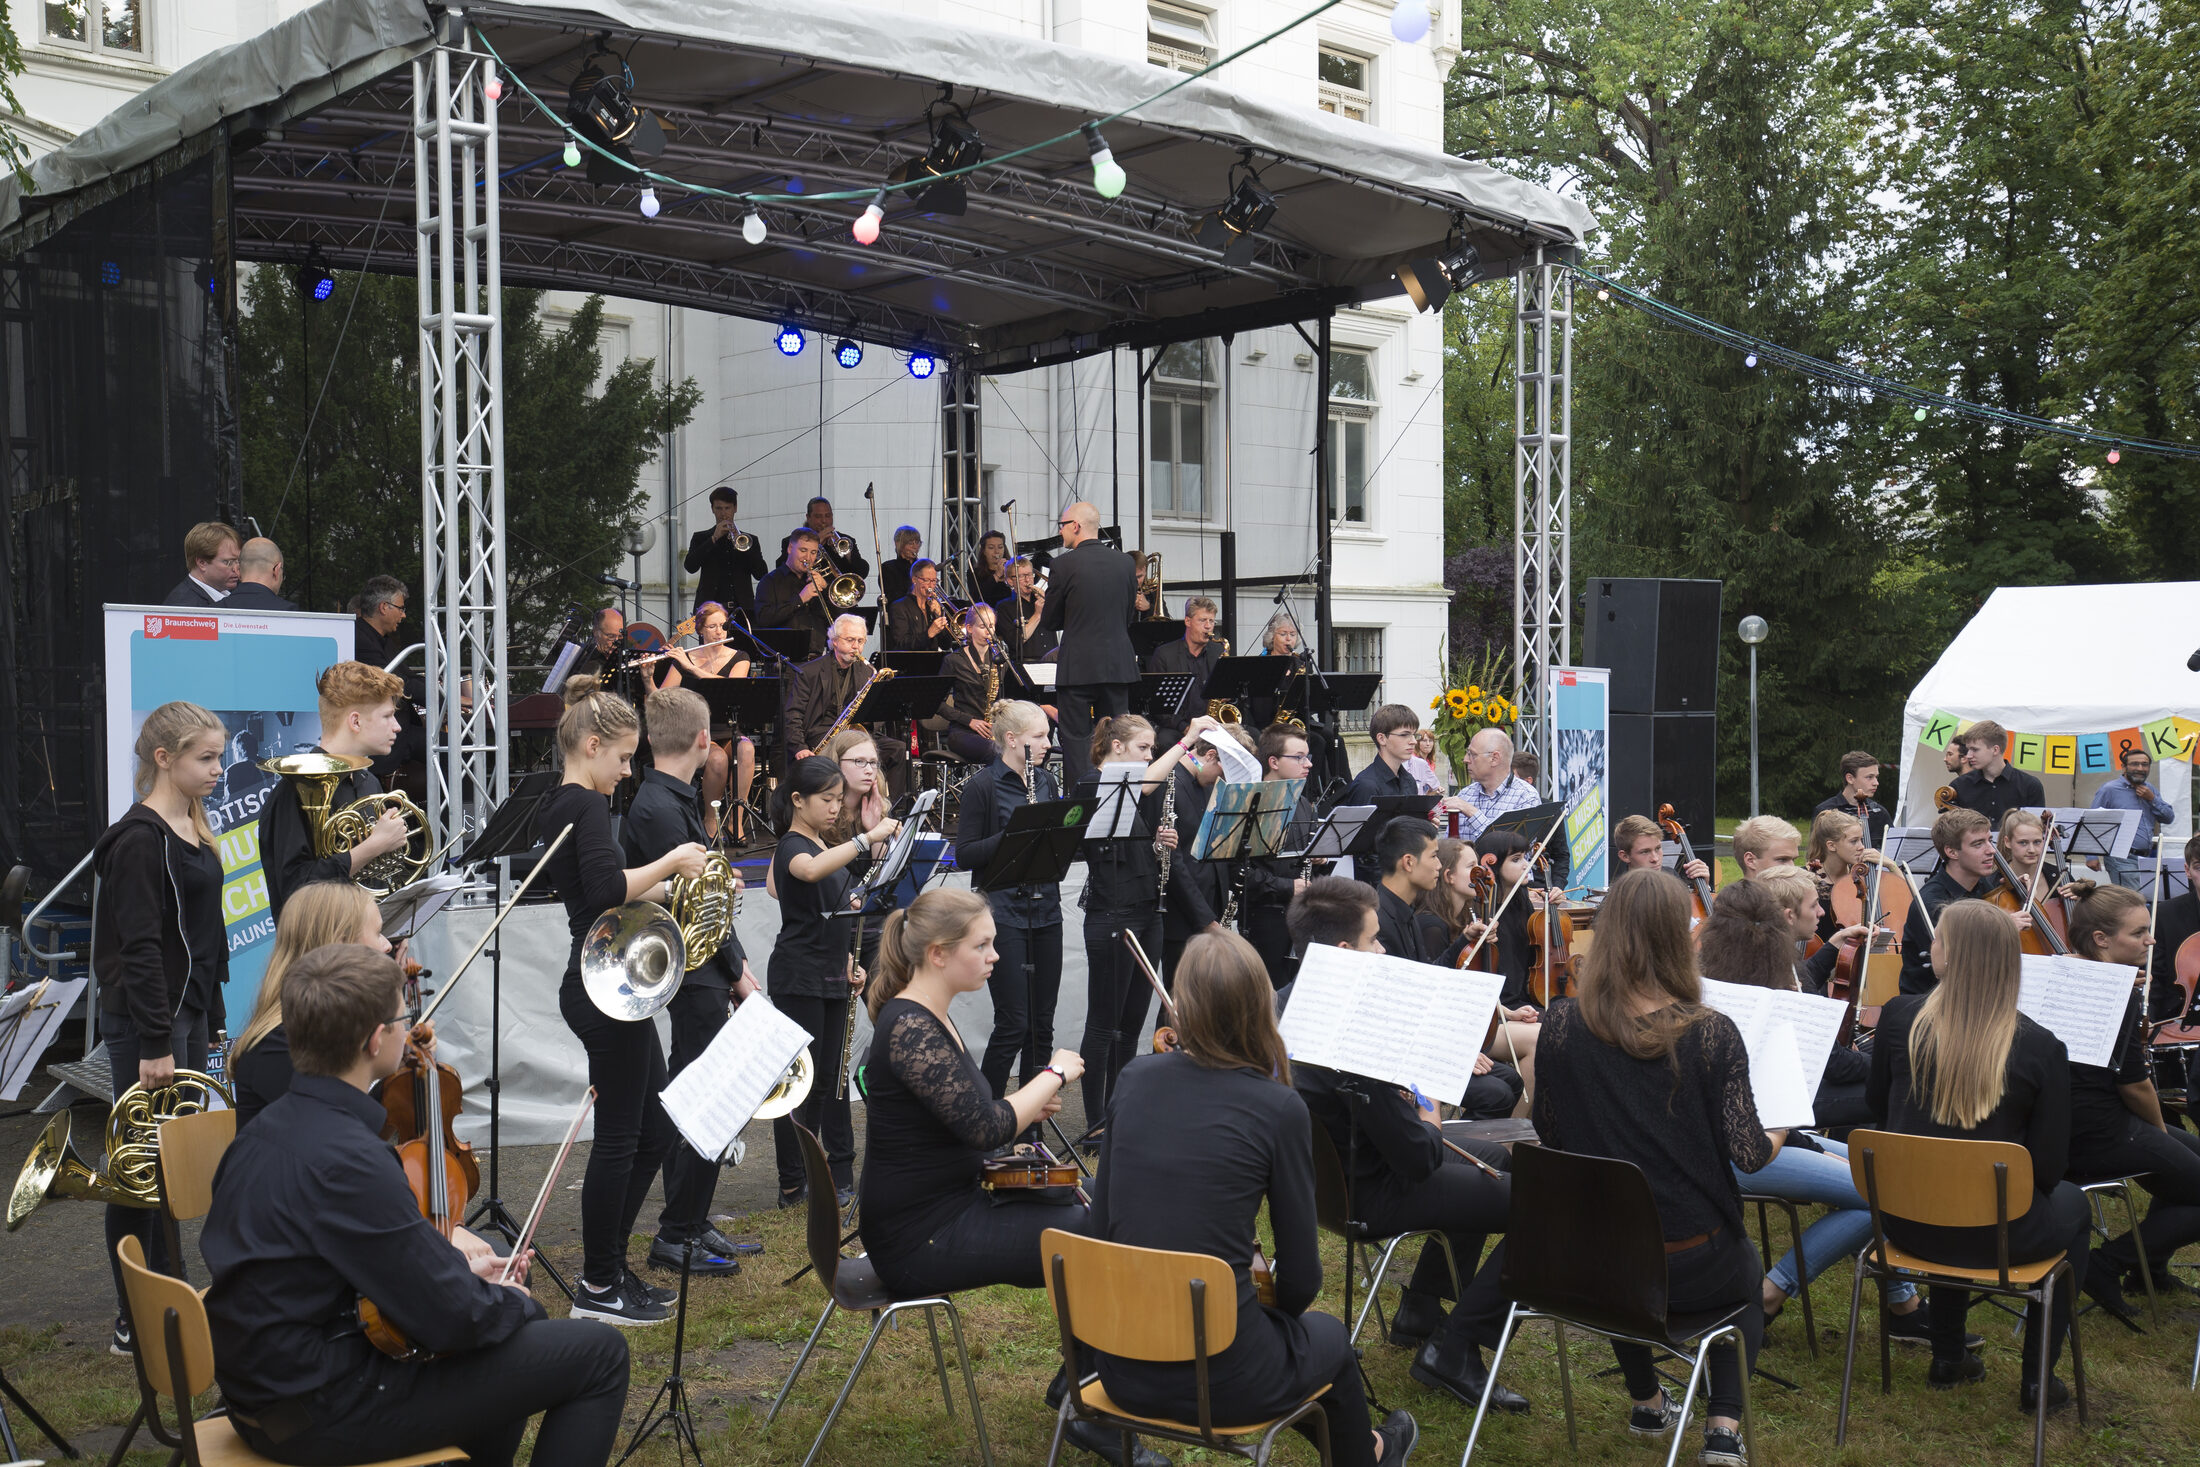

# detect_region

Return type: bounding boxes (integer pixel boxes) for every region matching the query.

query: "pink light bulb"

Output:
[853,201,883,245]
[2107,449,2121,464]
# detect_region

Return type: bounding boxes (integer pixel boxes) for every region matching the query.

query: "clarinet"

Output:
[1155,774,1176,897]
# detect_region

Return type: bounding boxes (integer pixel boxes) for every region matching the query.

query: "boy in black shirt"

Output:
[1899,807,2012,995]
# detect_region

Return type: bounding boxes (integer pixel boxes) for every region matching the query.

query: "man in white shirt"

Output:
[164,521,242,606]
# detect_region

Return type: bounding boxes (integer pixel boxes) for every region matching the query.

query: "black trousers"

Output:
[656,982,732,1244]
[1460,1063,1524,1120]
[556,983,674,1289]
[874,1191,1092,1297]
[1080,910,1162,1122]
[1104,1310,1375,1467]
[235,1319,629,1467]
[1358,1145,1514,1355]
[981,921,1065,1098]
[2085,1117,2200,1275]
[1612,1230,1761,1420]
[101,1005,208,1316]
[1891,1181,2089,1371]
[771,991,855,1195]
[1057,682,1129,790]
[1244,904,1295,988]
[945,724,995,766]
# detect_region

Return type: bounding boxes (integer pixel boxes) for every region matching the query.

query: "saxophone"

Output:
[819,664,896,748]
[1155,773,1176,896]
[984,645,1002,711]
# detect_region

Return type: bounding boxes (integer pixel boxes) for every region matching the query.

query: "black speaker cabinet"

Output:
[1608,712,1718,850]
[1582,578,1723,715]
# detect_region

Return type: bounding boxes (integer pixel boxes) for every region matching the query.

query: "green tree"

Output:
[0,11,28,184]
[239,269,698,655]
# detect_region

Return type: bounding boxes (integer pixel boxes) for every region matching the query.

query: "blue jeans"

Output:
[1733,1137,1916,1304]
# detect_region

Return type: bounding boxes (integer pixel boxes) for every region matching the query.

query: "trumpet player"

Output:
[92,700,232,1352]
[683,485,768,620]
[626,689,758,1278]
[885,558,959,653]
[779,495,871,590]
[754,528,834,659]
[258,662,412,919]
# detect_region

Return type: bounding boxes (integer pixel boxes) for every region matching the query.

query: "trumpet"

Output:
[732,528,754,553]
[259,753,443,897]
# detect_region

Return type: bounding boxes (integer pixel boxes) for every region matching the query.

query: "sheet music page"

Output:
[378,871,469,941]
[1698,978,1846,1127]
[0,977,88,1101]
[1280,945,1503,1105]
[870,789,939,889]
[2017,954,2135,1068]
[1085,763,1148,840]
[659,996,812,1159]
[1200,733,1260,785]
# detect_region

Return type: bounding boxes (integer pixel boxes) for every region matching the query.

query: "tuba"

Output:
[666,852,739,972]
[580,902,687,1020]
[8,1071,232,1230]
[259,753,440,897]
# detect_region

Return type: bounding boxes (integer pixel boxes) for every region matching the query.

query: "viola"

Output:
[1524,857,1576,1005]
[981,1149,1083,1191]
[1657,803,1715,922]
[1249,1244,1277,1307]
[1987,851,2069,957]
[363,1021,478,1360]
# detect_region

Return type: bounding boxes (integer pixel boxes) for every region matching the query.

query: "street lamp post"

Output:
[1738,615,1769,818]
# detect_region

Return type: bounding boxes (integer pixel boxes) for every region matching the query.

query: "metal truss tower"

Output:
[1512,254,1573,771]
[415,22,507,857]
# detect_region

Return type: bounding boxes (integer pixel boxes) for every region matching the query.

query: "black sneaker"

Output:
[623,1264,678,1304]
[777,1186,808,1210]
[111,1314,134,1357]
[1375,1407,1418,1464]
[650,1235,740,1277]
[2019,1374,2071,1413]
[1927,1351,1986,1389]
[1698,1426,1746,1466]
[571,1274,672,1326]
[1629,1391,1681,1438]
[1884,1308,1982,1350]
[702,1222,764,1256]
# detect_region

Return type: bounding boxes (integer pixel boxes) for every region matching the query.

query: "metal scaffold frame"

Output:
[416,22,507,857]
[1512,255,1573,769]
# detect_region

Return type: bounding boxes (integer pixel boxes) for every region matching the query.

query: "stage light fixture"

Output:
[1194,163,1277,267]
[99,260,122,288]
[1082,123,1127,199]
[891,96,984,216]
[639,185,661,218]
[1390,0,1432,41]
[741,211,768,245]
[568,51,641,146]
[1397,243,1479,313]
[775,323,806,357]
[852,187,887,245]
[834,338,864,369]
[907,351,939,380]
[293,248,336,304]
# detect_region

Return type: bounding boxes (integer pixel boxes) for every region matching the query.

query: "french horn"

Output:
[258,753,442,897]
[666,852,739,972]
[7,1070,232,1230]
[581,902,687,1020]
[752,1048,816,1121]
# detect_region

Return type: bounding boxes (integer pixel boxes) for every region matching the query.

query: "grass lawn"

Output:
[10,1200,2200,1467]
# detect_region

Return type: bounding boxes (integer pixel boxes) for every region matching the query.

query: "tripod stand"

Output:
[0,1365,77,1460]
[617,1240,703,1466]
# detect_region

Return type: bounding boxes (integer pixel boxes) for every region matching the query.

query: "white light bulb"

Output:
[1390,0,1431,42]
[1744,352,1758,368]
[639,186,660,218]
[742,211,767,245]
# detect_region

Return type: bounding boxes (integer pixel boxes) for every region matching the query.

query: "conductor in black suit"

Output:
[683,486,769,619]
[1034,501,1146,787]
[163,521,242,606]
[754,529,835,659]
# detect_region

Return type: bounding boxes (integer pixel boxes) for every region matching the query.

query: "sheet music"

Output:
[1085,762,1148,840]
[1197,732,1260,785]
[2043,807,2139,860]
[1881,827,1941,872]
[1279,944,1504,1105]
[2017,954,2137,1068]
[0,977,87,1102]
[377,871,470,941]
[868,789,939,893]
[540,639,582,696]
[1697,978,1847,1130]
[659,996,812,1160]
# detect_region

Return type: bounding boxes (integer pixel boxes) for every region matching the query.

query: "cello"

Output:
[1657,803,1717,922]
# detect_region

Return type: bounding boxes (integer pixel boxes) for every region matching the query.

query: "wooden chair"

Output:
[1460,1144,1756,1467]
[157,1107,236,1231]
[114,1236,465,1467]
[1307,1117,1460,1346]
[1837,1130,2087,1467]
[764,1123,991,1467]
[1038,1228,1331,1466]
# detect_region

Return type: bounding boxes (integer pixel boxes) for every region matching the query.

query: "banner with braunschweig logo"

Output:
[103,605,355,1013]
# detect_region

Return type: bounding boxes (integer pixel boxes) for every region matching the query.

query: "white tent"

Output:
[1896,582,2198,837]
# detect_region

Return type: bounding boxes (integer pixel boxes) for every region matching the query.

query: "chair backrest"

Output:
[1041,1227,1239,1361]
[115,1235,216,1400]
[1307,1118,1354,1235]
[1846,1129,2035,1229]
[793,1123,847,1291]
[1860,952,1904,1009]
[157,1108,236,1224]
[1499,1144,1671,1342]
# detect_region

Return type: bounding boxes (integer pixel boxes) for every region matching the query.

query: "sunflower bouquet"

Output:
[1427,644,1516,774]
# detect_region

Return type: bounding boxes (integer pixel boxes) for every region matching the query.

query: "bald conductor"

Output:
[1033,502,1143,786]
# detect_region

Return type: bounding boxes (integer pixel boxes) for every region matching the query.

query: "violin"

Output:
[980,1148,1084,1192]
[1452,861,1500,972]
[1657,803,1716,921]
[1524,854,1575,1004]
[1987,850,2069,957]
[363,1019,478,1360]
[1249,1244,1277,1307]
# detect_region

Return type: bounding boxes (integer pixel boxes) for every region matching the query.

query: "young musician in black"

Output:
[768,755,899,1208]
[257,661,413,918]
[1373,817,1446,961]
[230,883,390,1131]
[1239,724,1325,985]
[1091,933,1419,1467]
[1159,727,1232,983]
[682,485,769,619]
[625,689,759,1276]
[1899,807,2011,995]
[90,701,231,1352]
[1948,721,2046,831]
[203,944,628,1467]
[536,678,710,1326]
[1534,869,1783,1466]
[971,529,1013,608]
[939,603,1006,765]
[954,700,1069,1102]
[1812,750,1890,849]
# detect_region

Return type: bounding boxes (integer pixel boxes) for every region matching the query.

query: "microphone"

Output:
[597,573,637,590]
[2189,647,2200,673]
[1272,584,1289,605]
[1000,499,1016,511]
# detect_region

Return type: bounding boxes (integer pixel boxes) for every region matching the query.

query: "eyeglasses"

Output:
[383,1012,408,1030]
[843,756,881,768]
[1277,751,1313,764]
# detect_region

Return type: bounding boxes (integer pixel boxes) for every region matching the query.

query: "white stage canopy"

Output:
[1896,581,2198,832]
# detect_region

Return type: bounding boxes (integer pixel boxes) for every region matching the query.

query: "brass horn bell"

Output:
[581,902,688,1021]
[258,753,442,897]
[7,1069,232,1230]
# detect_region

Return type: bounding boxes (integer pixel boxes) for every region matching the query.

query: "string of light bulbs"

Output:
[1575,265,2200,463]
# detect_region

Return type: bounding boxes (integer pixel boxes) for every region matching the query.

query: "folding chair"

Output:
[1308,1119,1460,1346]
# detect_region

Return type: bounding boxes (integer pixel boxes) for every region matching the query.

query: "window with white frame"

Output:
[43,0,144,55]
[1324,347,1374,525]
[1336,627,1384,731]
[1149,340,1213,521]
[1148,2,1215,73]
[1317,47,1372,123]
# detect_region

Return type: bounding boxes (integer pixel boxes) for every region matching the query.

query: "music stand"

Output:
[1130,623,1182,660]
[1480,799,1574,888]
[1300,671,1383,725]
[881,650,946,676]
[1882,827,1943,876]
[1190,780,1302,863]
[1132,672,1196,726]
[692,677,783,841]
[1202,657,1285,718]
[1291,803,1375,873]
[856,674,955,726]
[1336,793,1443,882]
[2044,807,2140,863]
[453,771,572,1302]
[0,1365,75,1460]
[2131,864,2192,903]
[751,627,814,666]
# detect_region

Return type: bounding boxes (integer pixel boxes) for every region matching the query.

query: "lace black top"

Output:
[1531,997,1773,1242]
[857,998,1020,1269]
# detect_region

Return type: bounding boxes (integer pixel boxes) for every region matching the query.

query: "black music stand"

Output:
[0,1367,75,1460]
[452,772,572,1303]
[1480,799,1573,889]
[1130,622,1182,660]
[693,677,783,840]
[617,1238,702,1467]
[752,628,815,666]
[1335,793,1443,884]
[1202,656,1286,718]
[1191,780,1300,930]
[978,796,1091,1133]
[1300,671,1383,725]
[1132,671,1196,727]
[856,674,955,726]
[881,650,947,676]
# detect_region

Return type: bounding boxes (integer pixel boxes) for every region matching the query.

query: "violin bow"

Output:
[1120,928,1179,1028]
[417,824,575,1029]
[499,1086,596,1285]
[1452,791,1585,973]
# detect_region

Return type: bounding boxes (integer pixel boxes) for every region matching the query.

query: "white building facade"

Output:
[12,0,1459,727]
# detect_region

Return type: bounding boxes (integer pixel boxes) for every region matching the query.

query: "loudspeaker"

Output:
[1582,578,1723,715]
[1608,712,1717,850]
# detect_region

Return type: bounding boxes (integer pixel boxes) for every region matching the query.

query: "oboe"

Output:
[837,905,870,1101]
[1155,774,1176,897]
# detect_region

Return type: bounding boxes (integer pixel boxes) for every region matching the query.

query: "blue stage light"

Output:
[906,351,938,380]
[834,338,863,369]
[775,323,806,357]
[99,261,122,287]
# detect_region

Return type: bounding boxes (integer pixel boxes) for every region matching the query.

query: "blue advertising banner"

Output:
[1551,667,1610,896]
[104,605,356,1014]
